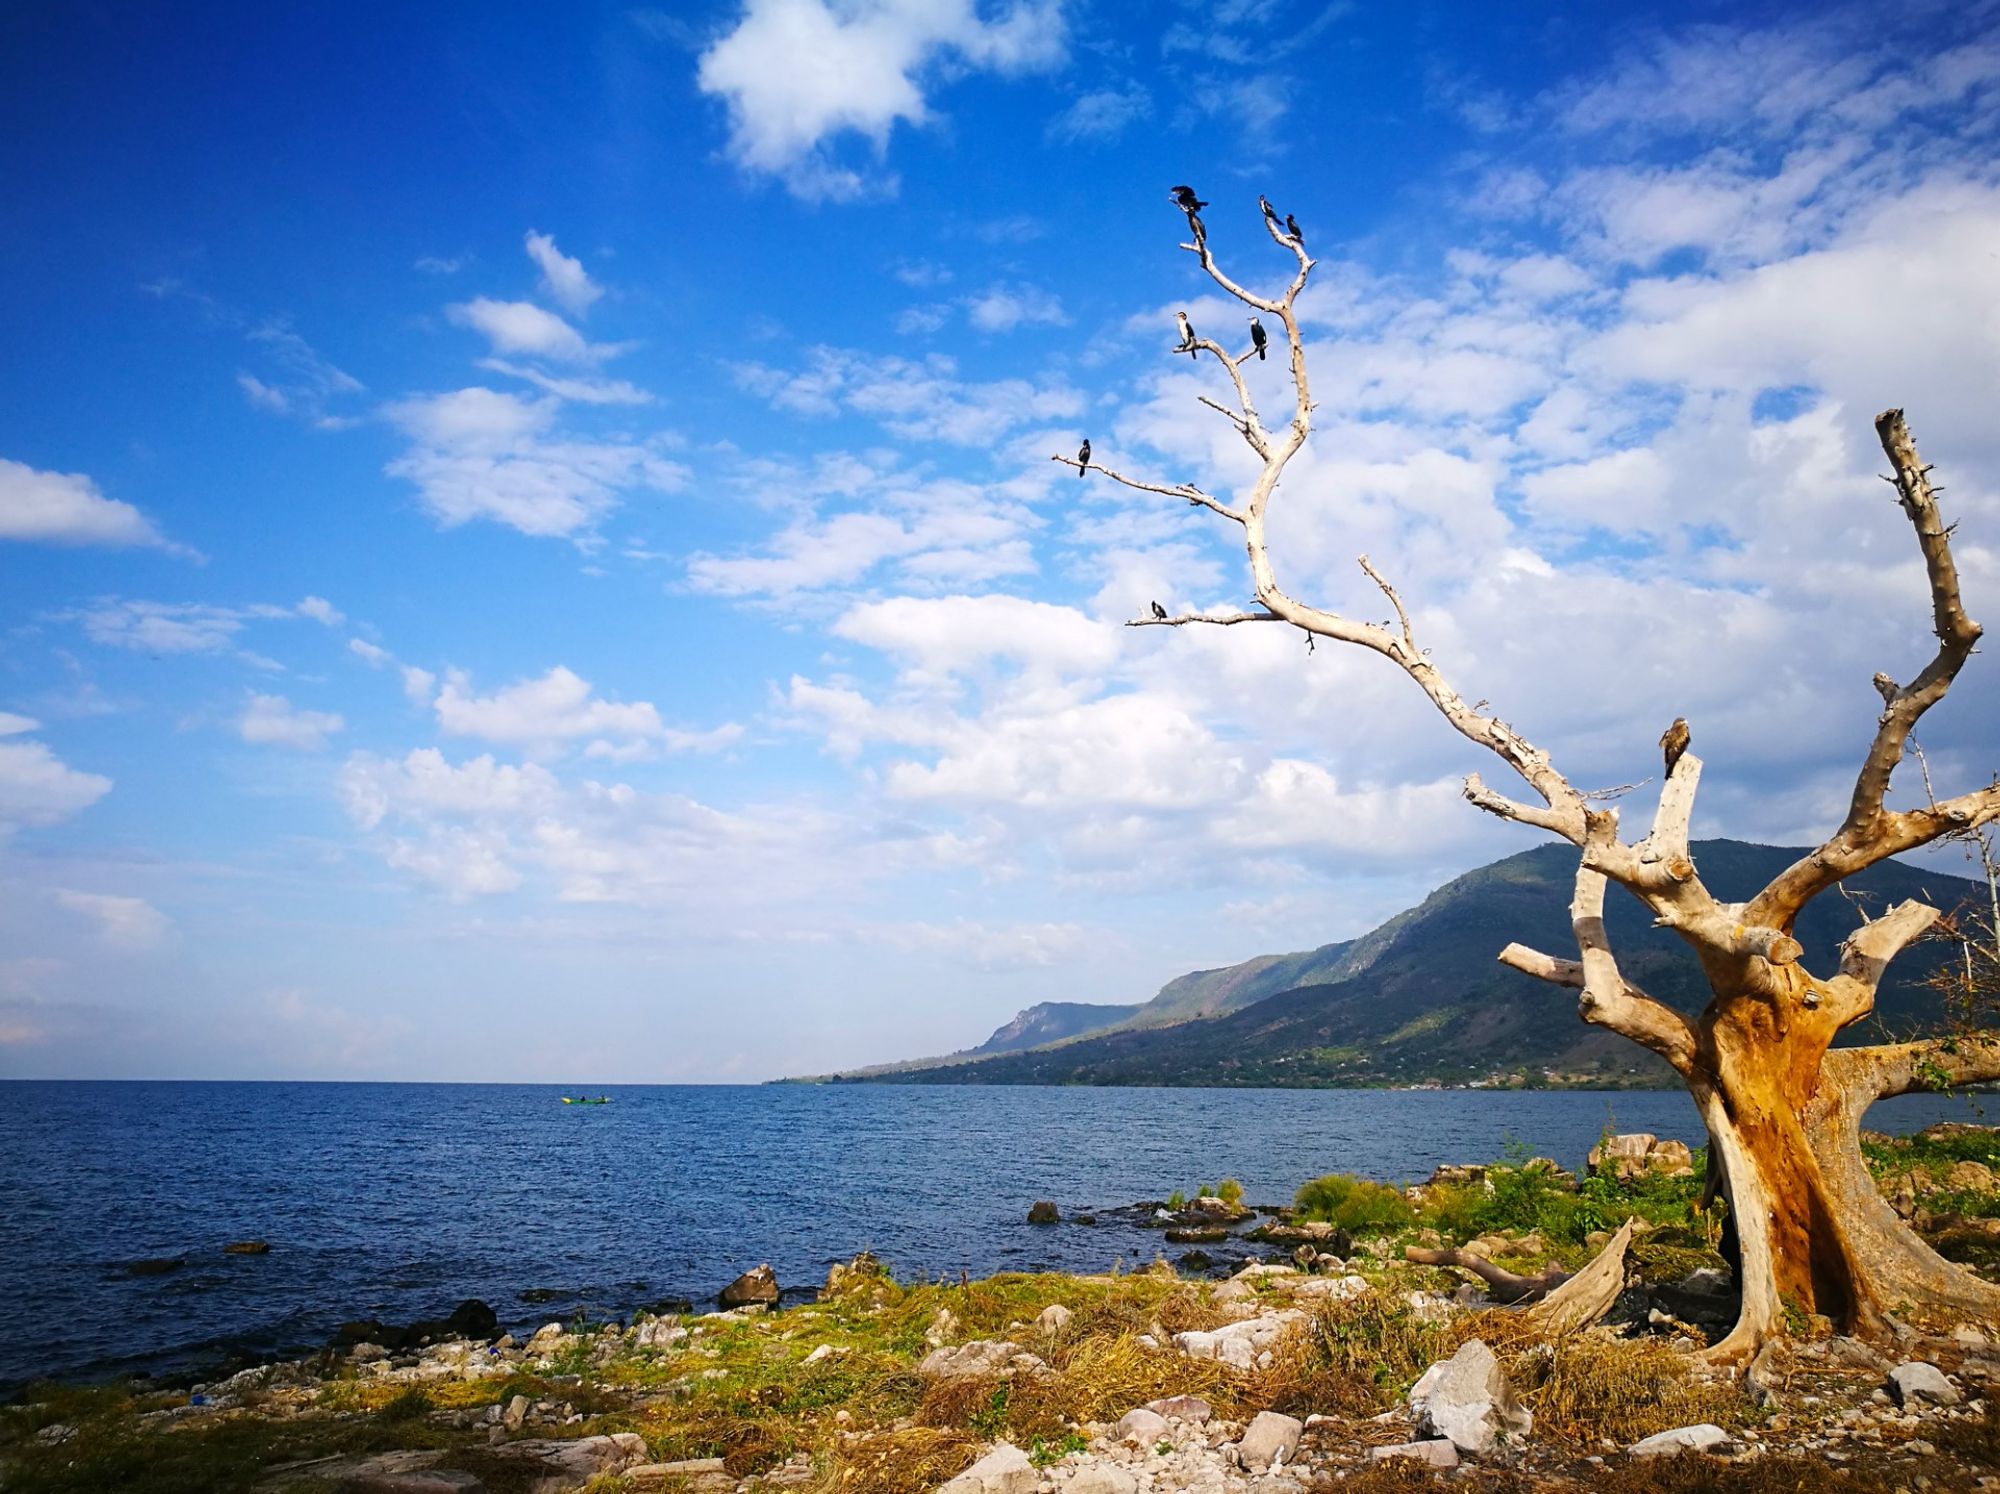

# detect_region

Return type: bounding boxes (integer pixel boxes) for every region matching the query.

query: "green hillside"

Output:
[848,840,1982,1089]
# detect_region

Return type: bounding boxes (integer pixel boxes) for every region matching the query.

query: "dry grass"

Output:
[1255,1289,1458,1417]
[808,1425,980,1494]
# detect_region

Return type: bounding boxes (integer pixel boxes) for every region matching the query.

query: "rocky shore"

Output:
[7,1128,2000,1493]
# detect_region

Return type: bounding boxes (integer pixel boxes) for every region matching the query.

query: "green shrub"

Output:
[1165,1189,1186,1211]
[1293,1174,1415,1234]
[1216,1178,1244,1207]
[374,1387,434,1424]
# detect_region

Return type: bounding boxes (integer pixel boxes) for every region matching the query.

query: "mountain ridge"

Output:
[802,840,1984,1089]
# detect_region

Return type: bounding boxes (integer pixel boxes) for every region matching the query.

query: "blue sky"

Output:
[3,0,1999,1080]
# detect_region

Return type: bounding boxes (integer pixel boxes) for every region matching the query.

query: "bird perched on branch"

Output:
[1660,717,1691,775]
[1285,212,1303,243]
[1150,600,1168,621]
[1249,316,1267,360]
[1174,311,1198,356]
[1076,438,1090,475]
[1259,195,1281,228]
[1171,185,1208,214]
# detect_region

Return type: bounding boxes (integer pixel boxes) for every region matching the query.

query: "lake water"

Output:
[1,1081,1989,1392]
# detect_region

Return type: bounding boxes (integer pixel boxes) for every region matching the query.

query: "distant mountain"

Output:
[835,841,1982,1090]
[785,1001,1146,1083]
[970,1002,1145,1054]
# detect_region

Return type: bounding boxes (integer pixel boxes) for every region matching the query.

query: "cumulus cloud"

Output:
[965,282,1068,333]
[446,299,614,364]
[239,692,345,751]
[0,721,111,835]
[523,230,603,316]
[383,387,686,539]
[432,666,741,760]
[696,0,1066,199]
[54,889,171,949]
[0,458,178,550]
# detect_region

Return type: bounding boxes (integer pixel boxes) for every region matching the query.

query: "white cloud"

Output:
[76,600,246,654]
[401,665,438,705]
[477,360,652,405]
[430,666,739,760]
[965,282,1068,333]
[0,714,38,737]
[1046,83,1150,143]
[735,348,1081,443]
[0,732,111,835]
[239,692,345,751]
[435,667,660,752]
[54,889,171,949]
[349,638,391,666]
[383,388,686,539]
[296,595,343,626]
[524,230,603,316]
[696,0,1066,200]
[687,466,1038,599]
[446,299,617,364]
[832,594,1116,681]
[0,458,176,550]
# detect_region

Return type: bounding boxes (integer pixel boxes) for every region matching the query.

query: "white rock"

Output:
[1117,1407,1169,1445]
[1888,1362,1961,1409]
[1629,1424,1736,1457]
[1411,1339,1531,1453]
[1286,1274,1371,1302]
[1037,1303,1075,1334]
[939,1441,1037,1494]
[1235,1411,1303,1470]
[918,1340,1042,1381]
[1145,1395,1213,1423]
[1068,1466,1139,1494]
[1369,1440,1460,1469]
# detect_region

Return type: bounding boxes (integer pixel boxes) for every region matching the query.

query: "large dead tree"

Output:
[1057,200,2000,1361]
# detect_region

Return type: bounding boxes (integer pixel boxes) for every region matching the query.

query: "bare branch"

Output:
[1126,611,1286,629]
[1824,1031,2000,1103]
[1050,455,1245,524]
[1569,864,1698,1074]
[1358,554,1415,651]
[1641,752,1701,874]
[1751,409,1987,927]
[1821,898,1943,1027]
[1497,943,1583,988]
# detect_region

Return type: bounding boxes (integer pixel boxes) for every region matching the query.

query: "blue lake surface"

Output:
[0,1081,1990,1391]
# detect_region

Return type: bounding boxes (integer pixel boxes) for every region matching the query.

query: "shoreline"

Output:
[8,1130,2000,1491]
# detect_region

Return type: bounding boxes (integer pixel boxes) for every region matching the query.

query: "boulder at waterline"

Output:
[718,1263,779,1308]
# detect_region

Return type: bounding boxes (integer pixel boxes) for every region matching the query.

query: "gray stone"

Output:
[1888,1361,1961,1408]
[1036,1303,1074,1333]
[917,1339,1043,1381]
[718,1264,779,1308]
[1628,1424,1736,1457]
[481,1433,648,1492]
[1027,1200,1060,1224]
[939,1441,1037,1494]
[1115,1407,1168,1445]
[502,1393,529,1431]
[343,1472,484,1494]
[1068,1467,1138,1494]
[1369,1440,1460,1469]
[1411,1339,1532,1453]
[1235,1410,1303,1470]
[1145,1394,1213,1423]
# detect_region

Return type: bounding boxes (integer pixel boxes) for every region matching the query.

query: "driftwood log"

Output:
[1406,1217,1637,1334]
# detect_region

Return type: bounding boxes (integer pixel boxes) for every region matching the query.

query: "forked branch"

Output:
[1751,410,1993,928]
[1498,863,1697,1075]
